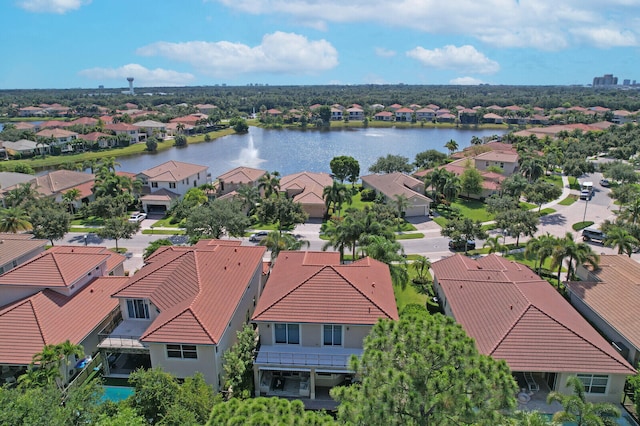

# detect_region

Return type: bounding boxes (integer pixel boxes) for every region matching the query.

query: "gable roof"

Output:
[432,254,635,374]
[0,246,120,288]
[32,170,95,197]
[0,277,128,365]
[280,172,333,205]
[35,128,77,138]
[112,242,266,345]
[0,235,47,267]
[217,166,266,184]
[566,255,640,353]
[139,160,208,183]
[252,251,398,324]
[361,172,431,203]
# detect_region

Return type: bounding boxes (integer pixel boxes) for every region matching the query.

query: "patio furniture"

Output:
[524,372,539,393]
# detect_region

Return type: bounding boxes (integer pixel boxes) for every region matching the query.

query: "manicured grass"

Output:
[541,174,563,188]
[71,216,105,226]
[572,221,594,231]
[433,216,448,227]
[1,128,236,171]
[482,223,497,231]
[504,251,560,272]
[249,223,283,231]
[149,218,182,228]
[394,279,429,312]
[142,229,185,235]
[568,176,581,190]
[449,199,494,222]
[538,207,556,216]
[520,201,537,210]
[558,195,578,206]
[70,227,95,233]
[396,233,424,240]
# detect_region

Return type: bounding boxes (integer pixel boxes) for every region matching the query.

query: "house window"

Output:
[577,374,608,394]
[151,182,158,188]
[167,344,198,359]
[485,161,489,167]
[126,299,149,319]
[169,182,176,189]
[274,323,300,344]
[323,325,342,346]
[500,162,505,168]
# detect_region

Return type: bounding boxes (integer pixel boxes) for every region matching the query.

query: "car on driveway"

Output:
[249,231,269,242]
[128,212,147,223]
[599,179,610,187]
[448,239,476,251]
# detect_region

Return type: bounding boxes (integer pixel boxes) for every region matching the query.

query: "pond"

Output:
[113,126,505,178]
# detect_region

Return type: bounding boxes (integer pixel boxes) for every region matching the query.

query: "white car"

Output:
[128,212,147,223]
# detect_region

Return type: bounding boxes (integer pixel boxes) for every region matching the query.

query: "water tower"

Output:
[126,77,134,95]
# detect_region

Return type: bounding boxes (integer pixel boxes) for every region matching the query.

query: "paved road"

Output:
[56,172,635,275]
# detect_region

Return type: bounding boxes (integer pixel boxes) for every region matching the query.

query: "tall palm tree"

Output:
[362,235,408,289]
[323,181,352,218]
[99,156,121,173]
[525,233,557,274]
[4,182,39,208]
[260,231,310,261]
[444,139,458,155]
[0,207,33,233]
[604,226,638,257]
[258,171,281,199]
[617,198,640,225]
[552,233,599,286]
[62,188,81,215]
[442,174,462,203]
[237,184,261,215]
[411,255,431,284]
[520,156,545,183]
[547,376,620,426]
[322,221,350,263]
[424,168,449,202]
[57,340,84,384]
[391,194,410,219]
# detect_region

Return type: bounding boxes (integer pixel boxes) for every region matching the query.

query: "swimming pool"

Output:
[543,413,636,426]
[101,386,134,403]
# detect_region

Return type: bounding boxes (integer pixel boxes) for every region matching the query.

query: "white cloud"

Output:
[78,64,195,87]
[571,27,638,48]
[17,0,90,13]
[211,0,640,50]
[137,32,338,77]
[450,76,484,85]
[375,47,396,58]
[406,45,499,74]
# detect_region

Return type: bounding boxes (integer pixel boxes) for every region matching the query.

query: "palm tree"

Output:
[237,184,261,215]
[57,340,84,384]
[617,198,640,225]
[604,226,638,257]
[483,236,505,255]
[62,188,81,215]
[424,168,449,202]
[362,235,408,289]
[552,233,599,286]
[0,207,33,233]
[520,156,545,183]
[4,182,39,208]
[258,171,281,199]
[444,139,458,156]
[547,376,620,426]
[322,221,350,263]
[260,231,310,261]
[442,174,462,203]
[525,233,557,274]
[323,181,352,218]
[99,156,121,173]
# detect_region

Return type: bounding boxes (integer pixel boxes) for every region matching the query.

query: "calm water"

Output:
[114,126,504,177]
[101,385,134,402]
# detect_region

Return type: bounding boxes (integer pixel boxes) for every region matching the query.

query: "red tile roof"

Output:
[566,255,640,353]
[139,160,208,183]
[47,246,126,275]
[0,248,112,288]
[113,242,266,345]
[217,166,266,184]
[0,277,127,365]
[252,251,398,324]
[432,254,635,374]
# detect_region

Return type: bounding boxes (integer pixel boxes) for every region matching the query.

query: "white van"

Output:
[580,181,594,200]
[582,227,606,242]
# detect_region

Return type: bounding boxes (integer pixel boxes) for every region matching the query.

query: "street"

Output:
[56,172,631,275]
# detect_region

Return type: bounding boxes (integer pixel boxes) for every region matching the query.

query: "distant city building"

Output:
[592,74,618,87]
[623,79,631,86]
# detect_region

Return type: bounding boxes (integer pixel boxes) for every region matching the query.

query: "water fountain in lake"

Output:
[233,134,265,168]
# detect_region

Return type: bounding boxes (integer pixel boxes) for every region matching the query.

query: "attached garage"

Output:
[140,189,180,214]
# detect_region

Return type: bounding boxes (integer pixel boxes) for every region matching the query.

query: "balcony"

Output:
[255,345,362,370]
[98,319,149,353]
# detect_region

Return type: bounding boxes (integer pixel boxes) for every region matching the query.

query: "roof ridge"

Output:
[114,249,194,295]
[332,262,395,319]
[530,304,635,372]
[25,296,48,345]
[488,303,531,355]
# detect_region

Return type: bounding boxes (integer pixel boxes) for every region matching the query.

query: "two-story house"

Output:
[252,251,398,402]
[98,241,266,389]
[279,172,333,218]
[35,128,78,152]
[0,246,127,384]
[136,160,210,213]
[105,123,140,145]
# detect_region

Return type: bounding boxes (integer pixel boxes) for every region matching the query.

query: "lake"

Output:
[113,126,505,177]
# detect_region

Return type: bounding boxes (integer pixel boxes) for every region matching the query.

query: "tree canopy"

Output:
[330,155,360,184]
[368,154,413,174]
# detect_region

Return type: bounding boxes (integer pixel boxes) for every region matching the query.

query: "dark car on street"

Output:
[448,239,476,251]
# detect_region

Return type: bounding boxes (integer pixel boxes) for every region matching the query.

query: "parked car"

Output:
[582,227,606,242]
[128,212,147,223]
[249,231,269,242]
[448,239,476,251]
[600,179,610,187]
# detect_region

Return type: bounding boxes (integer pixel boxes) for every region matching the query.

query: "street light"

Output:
[83,234,88,246]
[582,194,590,223]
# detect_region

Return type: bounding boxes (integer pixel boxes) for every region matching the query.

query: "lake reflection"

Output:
[114,126,505,177]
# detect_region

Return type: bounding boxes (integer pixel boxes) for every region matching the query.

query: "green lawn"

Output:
[142,229,186,235]
[520,201,537,210]
[572,221,594,231]
[568,176,581,190]
[150,217,182,228]
[558,195,578,206]
[541,174,563,188]
[538,207,556,216]
[71,216,105,226]
[503,252,561,273]
[394,265,431,312]
[449,199,494,222]
[396,233,424,240]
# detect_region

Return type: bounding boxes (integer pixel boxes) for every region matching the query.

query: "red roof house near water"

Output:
[432,254,635,403]
[99,241,267,389]
[251,251,398,401]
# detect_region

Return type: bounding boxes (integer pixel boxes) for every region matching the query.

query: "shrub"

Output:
[360,188,376,201]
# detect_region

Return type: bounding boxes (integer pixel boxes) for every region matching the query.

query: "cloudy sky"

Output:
[1,0,639,89]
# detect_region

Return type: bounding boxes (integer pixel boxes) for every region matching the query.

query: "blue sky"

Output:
[2,0,640,89]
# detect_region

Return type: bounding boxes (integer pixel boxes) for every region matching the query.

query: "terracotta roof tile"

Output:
[566,255,640,353]
[113,242,266,345]
[217,166,266,184]
[252,252,398,324]
[432,254,635,374]
[0,277,127,365]
[139,160,208,183]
